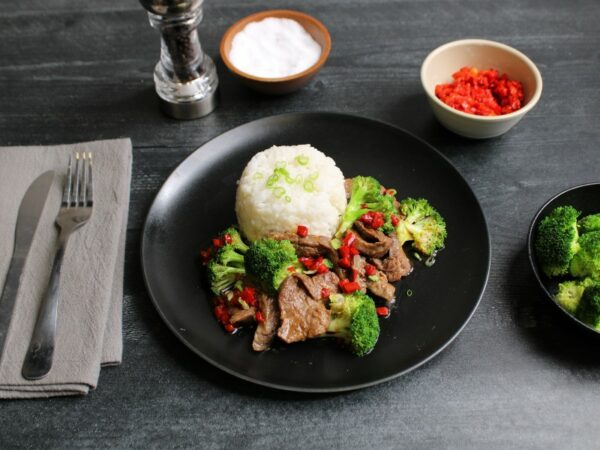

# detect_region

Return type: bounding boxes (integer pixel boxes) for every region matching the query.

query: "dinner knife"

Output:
[0,171,56,359]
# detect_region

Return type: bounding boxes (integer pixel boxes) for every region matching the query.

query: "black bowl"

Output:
[527,183,600,334]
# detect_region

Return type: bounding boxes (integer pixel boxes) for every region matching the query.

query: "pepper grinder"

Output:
[140,0,218,119]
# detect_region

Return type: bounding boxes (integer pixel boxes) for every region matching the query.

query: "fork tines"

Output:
[63,152,93,208]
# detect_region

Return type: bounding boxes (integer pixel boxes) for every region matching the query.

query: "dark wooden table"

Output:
[2,0,599,447]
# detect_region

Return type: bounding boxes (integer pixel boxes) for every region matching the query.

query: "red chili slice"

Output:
[338,258,351,269]
[391,215,400,227]
[339,246,351,260]
[240,287,256,306]
[371,212,385,229]
[212,238,223,248]
[342,232,356,247]
[376,306,389,317]
[339,279,361,293]
[299,257,315,269]
[365,264,377,276]
[360,213,374,225]
[200,248,212,264]
[255,311,265,323]
[224,323,235,333]
[223,234,233,245]
[316,264,329,274]
[297,225,309,237]
[349,246,360,256]
[321,288,330,299]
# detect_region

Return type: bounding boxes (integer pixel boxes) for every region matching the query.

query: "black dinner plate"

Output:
[527,183,600,335]
[141,112,491,392]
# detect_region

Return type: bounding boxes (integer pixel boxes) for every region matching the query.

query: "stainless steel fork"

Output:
[22,152,93,380]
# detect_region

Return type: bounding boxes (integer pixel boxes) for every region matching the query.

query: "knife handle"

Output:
[21,237,67,380]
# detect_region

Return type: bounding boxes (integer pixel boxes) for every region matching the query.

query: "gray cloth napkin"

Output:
[0,139,132,398]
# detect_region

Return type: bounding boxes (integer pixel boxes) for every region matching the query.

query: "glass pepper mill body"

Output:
[140,0,218,119]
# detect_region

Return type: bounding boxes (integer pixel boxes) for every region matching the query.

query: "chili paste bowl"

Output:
[420,39,543,139]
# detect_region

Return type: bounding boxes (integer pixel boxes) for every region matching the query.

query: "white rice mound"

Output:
[236,144,347,241]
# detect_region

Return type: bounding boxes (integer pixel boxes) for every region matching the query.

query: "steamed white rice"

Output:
[236,144,347,241]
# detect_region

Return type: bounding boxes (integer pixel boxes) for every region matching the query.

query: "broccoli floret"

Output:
[534,206,580,277]
[556,278,598,313]
[570,230,600,280]
[579,213,600,234]
[327,291,380,356]
[556,280,586,313]
[220,227,249,253]
[207,247,246,295]
[396,198,447,256]
[245,238,298,294]
[216,245,245,267]
[206,233,248,295]
[335,176,397,239]
[576,284,600,329]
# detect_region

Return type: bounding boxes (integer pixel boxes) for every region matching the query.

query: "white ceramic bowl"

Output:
[421,39,543,139]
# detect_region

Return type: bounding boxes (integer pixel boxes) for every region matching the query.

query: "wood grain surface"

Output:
[1,0,599,448]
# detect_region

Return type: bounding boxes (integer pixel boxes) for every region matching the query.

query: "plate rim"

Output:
[141,111,492,392]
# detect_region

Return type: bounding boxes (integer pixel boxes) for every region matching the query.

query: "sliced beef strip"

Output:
[293,272,321,300]
[352,225,392,258]
[295,271,341,302]
[383,235,412,282]
[370,257,385,271]
[310,271,341,301]
[351,254,368,293]
[366,270,396,303]
[354,221,392,244]
[268,232,334,259]
[229,306,256,326]
[252,293,279,352]
[277,274,330,343]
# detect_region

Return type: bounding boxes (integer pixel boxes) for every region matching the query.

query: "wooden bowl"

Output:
[220,10,331,95]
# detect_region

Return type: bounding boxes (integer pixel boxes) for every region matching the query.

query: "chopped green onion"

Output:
[273,186,286,198]
[425,255,436,267]
[274,167,295,184]
[406,289,413,297]
[275,161,287,169]
[252,172,264,180]
[309,172,319,180]
[238,299,250,310]
[329,293,344,304]
[234,280,244,291]
[225,291,234,301]
[413,252,422,261]
[295,155,309,166]
[303,180,315,192]
[323,258,333,269]
[284,196,292,203]
[368,275,380,282]
[266,174,279,187]
[331,238,342,250]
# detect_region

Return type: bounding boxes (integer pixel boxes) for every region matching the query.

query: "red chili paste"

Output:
[435,66,524,116]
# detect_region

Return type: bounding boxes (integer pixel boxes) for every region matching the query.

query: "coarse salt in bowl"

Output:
[220,10,332,95]
[228,17,322,79]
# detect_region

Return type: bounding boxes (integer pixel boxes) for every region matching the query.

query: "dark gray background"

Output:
[1,0,599,448]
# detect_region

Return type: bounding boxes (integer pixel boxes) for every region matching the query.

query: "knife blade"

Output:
[0,170,56,359]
